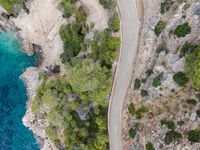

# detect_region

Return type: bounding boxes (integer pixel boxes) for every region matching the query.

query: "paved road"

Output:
[108,0,140,150]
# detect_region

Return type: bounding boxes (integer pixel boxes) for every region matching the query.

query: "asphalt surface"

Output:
[108,0,140,149]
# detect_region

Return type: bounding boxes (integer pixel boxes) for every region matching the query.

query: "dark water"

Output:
[0,31,39,150]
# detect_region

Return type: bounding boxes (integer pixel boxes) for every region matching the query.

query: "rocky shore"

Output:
[0,0,65,149]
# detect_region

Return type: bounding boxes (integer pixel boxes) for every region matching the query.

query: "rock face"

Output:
[122,0,200,149]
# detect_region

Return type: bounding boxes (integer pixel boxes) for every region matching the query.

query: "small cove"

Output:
[0,31,39,150]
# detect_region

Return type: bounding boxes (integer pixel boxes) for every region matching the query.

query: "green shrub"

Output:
[145,142,155,150]
[173,72,189,86]
[145,69,153,77]
[128,128,137,138]
[185,45,200,90]
[0,0,23,14]
[160,0,174,14]
[134,79,141,90]
[135,106,148,119]
[152,73,164,87]
[154,21,167,36]
[52,65,61,74]
[141,90,149,97]
[164,130,181,145]
[196,110,200,117]
[174,23,191,37]
[179,42,197,57]
[31,99,39,114]
[156,44,168,54]
[188,130,200,143]
[161,119,175,129]
[99,0,113,9]
[186,99,197,105]
[45,125,58,142]
[108,14,120,32]
[128,103,135,115]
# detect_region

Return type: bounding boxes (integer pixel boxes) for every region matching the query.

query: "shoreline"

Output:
[0,0,64,149]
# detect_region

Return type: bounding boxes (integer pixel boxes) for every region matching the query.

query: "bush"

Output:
[145,142,155,150]
[188,130,200,143]
[196,110,200,117]
[145,69,153,77]
[156,44,168,54]
[160,0,174,14]
[108,14,120,32]
[152,73,164,87]
[179,42,197,57]
[173,72,189,86]
[186,99,197,105]
[154,21,167,36]
[128,103,135,115]
[141,90,149,97]
[99,0,113,9]
[0,0,23,14]
[31,99,39,114]
[185,45,200,89]
[174,23,191,37]
[52,65,61,74]
[128,128,137,138]
[135,106,148,119]
[164,130,181,145]
[134,79,141,90]
[161,119,175,129]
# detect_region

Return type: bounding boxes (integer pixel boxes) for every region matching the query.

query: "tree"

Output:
[164,130,181,145]
[152,73,164,87]
[108,14,120,32]
[154,20,167,36]
[174,23,191,37]
[68,59,109,93]
[145,142,155,150]
[134,79,141,90]
[186,45,200,89]
[188,130,200,143]
[173,72,189,86]
[128,128,136,138]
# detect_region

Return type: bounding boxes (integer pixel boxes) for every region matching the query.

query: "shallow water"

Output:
[0,31,39,150]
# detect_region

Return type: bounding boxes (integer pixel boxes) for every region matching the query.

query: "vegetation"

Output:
[52,65,61,74]
[145,69,153,77]
[197,110,200,118]
[154,21,167,36]
[108,13,120,32]
[128,128,137,138]
[164,130,181,145]
[179,42,197,58]
[160,0,174,14]
[31,0,120,149]
[135,106,148,119]
[128,103,135,115]
[134,79,141,90]
[152,73,164,87]
[141,90,149,97]
[187,130,200,143]
[174,23,191,37]
[173,72,189,86]
[186,45,200,89]
[0,0,23,13]
[186,99,197,106]
[156,44,168,54]
[99,0,113,9]
[145,142,155,150]
[161,119,175,130]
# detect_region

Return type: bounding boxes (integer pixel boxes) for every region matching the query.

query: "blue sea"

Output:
[0,31,39,150]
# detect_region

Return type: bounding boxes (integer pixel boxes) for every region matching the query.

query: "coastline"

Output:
[0,0,64,149]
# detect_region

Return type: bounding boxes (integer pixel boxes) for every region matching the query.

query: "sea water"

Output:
[0,31,39,150]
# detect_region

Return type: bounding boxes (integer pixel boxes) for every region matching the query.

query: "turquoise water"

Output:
[0,31,39,150]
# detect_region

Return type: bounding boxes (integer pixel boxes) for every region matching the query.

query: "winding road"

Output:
[108,0,140,150]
